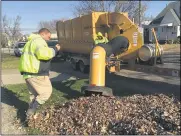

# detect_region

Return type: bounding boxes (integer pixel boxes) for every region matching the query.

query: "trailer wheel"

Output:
[79,60,89,73]
[71,58,79,70]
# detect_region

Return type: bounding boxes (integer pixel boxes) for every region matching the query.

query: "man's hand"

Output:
[55,44,61,51]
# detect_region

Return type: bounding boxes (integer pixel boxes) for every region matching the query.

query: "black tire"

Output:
[79,60,89,73]
[137,58,146,65]
[71,58,79,70]
[148,58,155,66]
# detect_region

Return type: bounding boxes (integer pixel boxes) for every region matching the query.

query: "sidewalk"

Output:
[1,69,77,85]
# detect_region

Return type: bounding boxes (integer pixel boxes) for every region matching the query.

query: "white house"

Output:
[143,1,180,44]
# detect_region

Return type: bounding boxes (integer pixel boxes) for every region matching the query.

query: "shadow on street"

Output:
[51,61,180,100]
[105,72,180,100]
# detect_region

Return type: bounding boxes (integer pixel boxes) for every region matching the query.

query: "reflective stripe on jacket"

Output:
[19,34,58,76]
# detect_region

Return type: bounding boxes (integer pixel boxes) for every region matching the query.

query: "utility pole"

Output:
[139,0,141,26]
[101,0,105,11]
[91,0,93,12]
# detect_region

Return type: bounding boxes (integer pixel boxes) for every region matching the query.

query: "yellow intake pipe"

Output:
[81,45,113,96]
[89,46,106,86]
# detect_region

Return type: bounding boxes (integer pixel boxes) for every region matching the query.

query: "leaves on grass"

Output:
[28,94,181,135]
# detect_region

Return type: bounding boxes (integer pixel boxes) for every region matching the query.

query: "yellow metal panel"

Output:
[92,12,107,39]
[72,17,82,41]
[56,11,144,58]
[56,21,65,40]
[81,13,94,42]
[62,42,92,55]
[64,20,72,40]
[107,12,143,60]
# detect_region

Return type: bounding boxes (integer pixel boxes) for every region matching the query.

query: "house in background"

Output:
[143,1,180,44]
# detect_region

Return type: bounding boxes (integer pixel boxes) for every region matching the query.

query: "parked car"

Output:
[14,42,26,57]
[47,40,58,48]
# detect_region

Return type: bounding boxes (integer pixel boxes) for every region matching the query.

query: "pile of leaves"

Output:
[28,94,180,135]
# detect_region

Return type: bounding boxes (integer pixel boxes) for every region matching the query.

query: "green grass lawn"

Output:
[1,53,20,70]
[161,44,180,51]
[1,53,63,70]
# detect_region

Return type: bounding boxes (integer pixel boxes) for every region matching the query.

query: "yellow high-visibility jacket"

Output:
[19,34,58,77]
[94,37,108,45]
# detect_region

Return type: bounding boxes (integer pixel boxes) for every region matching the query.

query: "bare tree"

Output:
[73,1,148,24]
[1,33,9,48]
[73,1,112,16]
[38,18,67,32]
[2,15,22,45]
[2,15,22,54]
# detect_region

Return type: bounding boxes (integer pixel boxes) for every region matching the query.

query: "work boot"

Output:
[26,100,40,118]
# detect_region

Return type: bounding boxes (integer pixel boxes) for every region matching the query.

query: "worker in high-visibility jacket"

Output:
[94,32,109,45]
[19,28,61,118]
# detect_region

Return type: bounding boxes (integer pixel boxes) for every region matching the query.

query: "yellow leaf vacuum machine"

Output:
[56,12,164,96]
